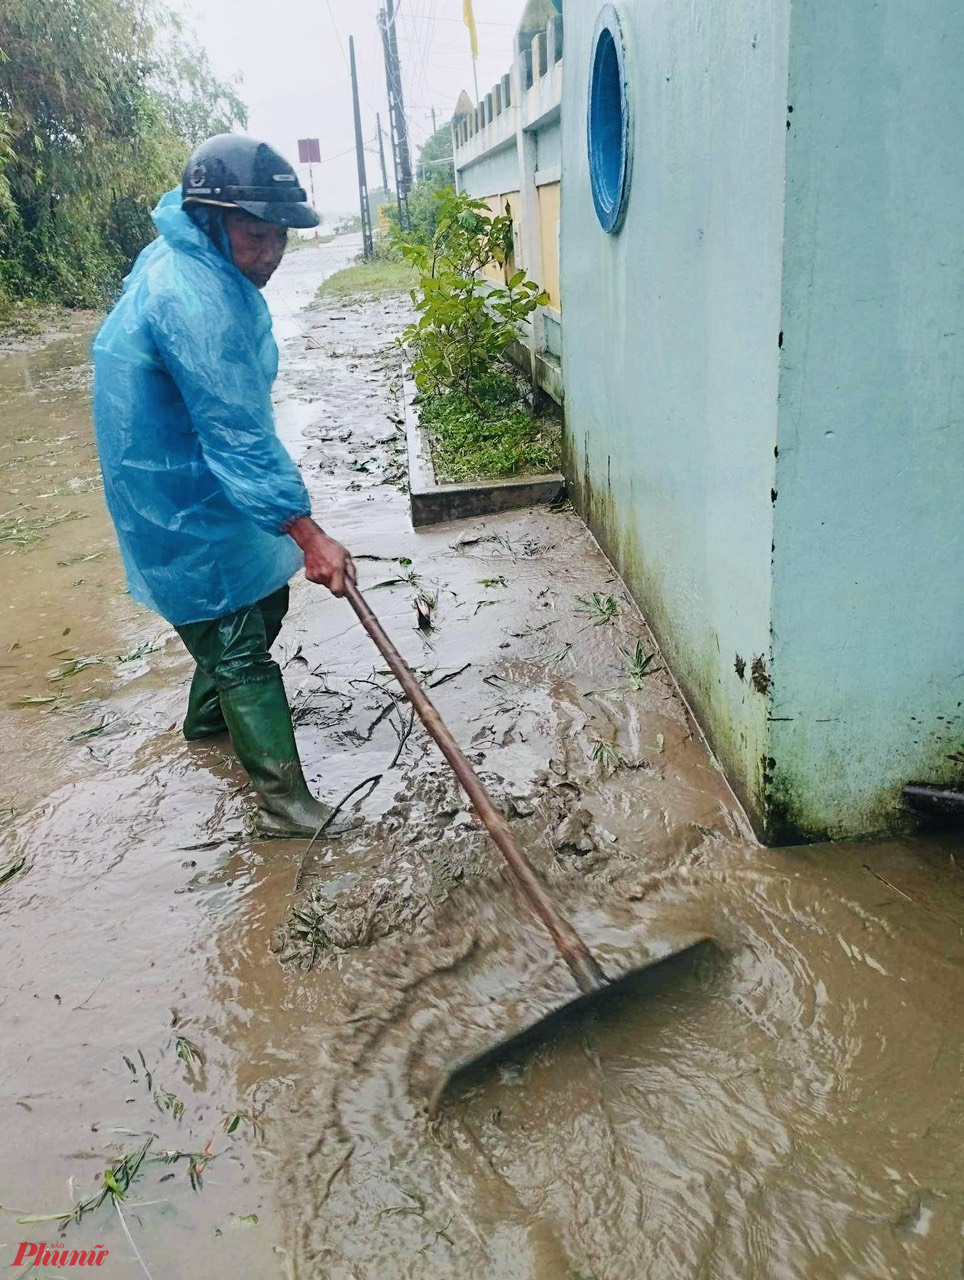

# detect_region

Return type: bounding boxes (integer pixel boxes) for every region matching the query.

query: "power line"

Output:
[323,0,380,115]
[396,4,430,116]
[403,0,441,110]
[324,0,349,69]
[402,11,514,26]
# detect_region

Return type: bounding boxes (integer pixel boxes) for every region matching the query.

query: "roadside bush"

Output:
[0,0,247,311]
[397,190,547,403]
[395,189,558,482]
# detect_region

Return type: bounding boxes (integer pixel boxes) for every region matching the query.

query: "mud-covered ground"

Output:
[0,306,99,357]
[2,242,963,1280]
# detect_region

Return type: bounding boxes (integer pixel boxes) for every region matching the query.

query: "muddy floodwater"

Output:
[2,241,963,1280]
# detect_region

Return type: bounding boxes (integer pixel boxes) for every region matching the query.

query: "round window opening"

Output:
[588,7,631,234]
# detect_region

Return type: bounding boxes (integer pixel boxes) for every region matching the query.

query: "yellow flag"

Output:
[463,0,479,60]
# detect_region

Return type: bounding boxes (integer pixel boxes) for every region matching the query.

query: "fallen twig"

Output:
[388,703,416,771]
[862,864,918,905]
[294,774,382,892]
[508,620,556,638]
[293,699,416,893]
[351,695,403,744]
[429,663,471,688]
[319,1142,356,1206]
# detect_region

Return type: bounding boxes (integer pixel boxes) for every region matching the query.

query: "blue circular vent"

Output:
[588,7,631,234]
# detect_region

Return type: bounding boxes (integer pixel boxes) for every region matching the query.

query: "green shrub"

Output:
[396,190,547,404]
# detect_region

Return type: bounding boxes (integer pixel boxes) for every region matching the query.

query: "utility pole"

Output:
[376,112,389,193]
[386,0,412,194]
[349,36,374,258]
[378,0,412,228]
[431,105,437,136]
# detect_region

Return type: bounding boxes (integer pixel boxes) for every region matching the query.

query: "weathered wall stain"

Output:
[750,656,771,696]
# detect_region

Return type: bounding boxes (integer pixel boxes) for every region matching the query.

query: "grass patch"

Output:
[417,370,561,483]
[317,259,417,302]
[621,639,661,688]
[575,592,620,627]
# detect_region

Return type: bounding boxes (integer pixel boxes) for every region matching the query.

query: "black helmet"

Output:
[181,134,320,229]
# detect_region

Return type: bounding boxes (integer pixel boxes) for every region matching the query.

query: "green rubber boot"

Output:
[182,589,289,742]
[218,669,335,838]
[183,668,227,740]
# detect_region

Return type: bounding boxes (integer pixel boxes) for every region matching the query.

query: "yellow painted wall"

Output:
[537,182,561,309]
[476,187,559,308]
[481,192,521,285]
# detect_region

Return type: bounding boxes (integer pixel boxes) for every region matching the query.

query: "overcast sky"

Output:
[180,0,527,218]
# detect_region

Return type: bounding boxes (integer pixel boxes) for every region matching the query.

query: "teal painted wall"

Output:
[561,0,792,827]
[536,120,561,172]
[459,140,521,199]
[562,0,964,841]
[769,0,964,839]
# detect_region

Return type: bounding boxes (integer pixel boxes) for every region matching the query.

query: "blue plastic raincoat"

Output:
[92,188,309,626]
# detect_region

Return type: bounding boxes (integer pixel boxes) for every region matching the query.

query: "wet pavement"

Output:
[2,240,963,1279]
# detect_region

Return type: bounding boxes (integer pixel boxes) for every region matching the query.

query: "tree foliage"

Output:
[0,0,246,310]
[407,121,455,246]
[378,122,455,250]
[398,190,547,403]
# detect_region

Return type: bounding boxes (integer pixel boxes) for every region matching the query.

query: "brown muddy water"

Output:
[2,241,963,1280]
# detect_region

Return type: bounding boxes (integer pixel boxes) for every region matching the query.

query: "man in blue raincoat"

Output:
[93,134,354,837]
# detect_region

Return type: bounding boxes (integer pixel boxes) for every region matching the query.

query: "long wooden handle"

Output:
[344,580,606,995]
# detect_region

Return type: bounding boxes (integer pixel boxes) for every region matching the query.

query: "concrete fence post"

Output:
[547,15,564,64]
[532,30,547,82]
[514,38,544,384]
[520,48,533,92]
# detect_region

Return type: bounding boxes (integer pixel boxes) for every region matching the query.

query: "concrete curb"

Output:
[403,378,566,528]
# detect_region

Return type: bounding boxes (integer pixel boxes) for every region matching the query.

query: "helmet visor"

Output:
[235,199,320,229]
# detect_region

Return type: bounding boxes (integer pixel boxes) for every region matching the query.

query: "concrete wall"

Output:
[561,0,792,829]
[535,120,561,173]
[457,142,520,202]
[768,0,964,839]
[563,0,964,841]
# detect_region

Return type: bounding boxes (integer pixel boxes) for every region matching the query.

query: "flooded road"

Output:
[2,240,963,1279]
